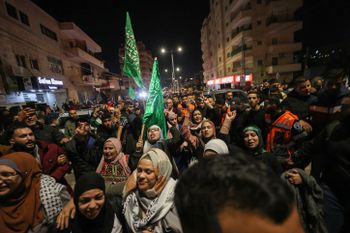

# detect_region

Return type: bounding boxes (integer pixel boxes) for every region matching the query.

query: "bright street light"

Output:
[179,76,182,79]
[160,46,183,93]
[164,69,168,73]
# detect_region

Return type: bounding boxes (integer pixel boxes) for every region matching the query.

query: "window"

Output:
[257,41,262,46]
[227,37,230,42]
[19,11,30,26]
[40,24,57,41]
[15,55,26,67]
[219,57,222,62]
[257,0,262,4]
[227,52,230,58]
[272,57,278,65]
[47,56,63,74]
[272,38,278,45]
[219,70,222,75]
[257,59,263,66]
[5,2,18,19]
[30,59,39,70]
[257,20,262,25]
[227,67,231,72]
[218,44,221,48]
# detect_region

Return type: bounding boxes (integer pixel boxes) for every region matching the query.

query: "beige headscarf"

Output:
[123,148,172,199]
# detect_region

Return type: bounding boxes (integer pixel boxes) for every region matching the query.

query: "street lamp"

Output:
[160,46,183,93]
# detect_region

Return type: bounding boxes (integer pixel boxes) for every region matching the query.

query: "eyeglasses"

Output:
[0,171,19,180]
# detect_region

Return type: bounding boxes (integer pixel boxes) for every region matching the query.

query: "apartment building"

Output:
[201,0,302,88]
[119,41,153,89]
[0,0,112,107]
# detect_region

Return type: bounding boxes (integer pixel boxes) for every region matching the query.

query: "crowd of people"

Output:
[0,68,349,233]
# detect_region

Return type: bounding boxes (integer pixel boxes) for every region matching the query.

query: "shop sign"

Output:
[207,74,253,86]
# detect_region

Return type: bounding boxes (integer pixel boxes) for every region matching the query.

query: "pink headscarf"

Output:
[96,138,131,176]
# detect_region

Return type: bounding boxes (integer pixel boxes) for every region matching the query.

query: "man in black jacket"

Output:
[64,118,100,179]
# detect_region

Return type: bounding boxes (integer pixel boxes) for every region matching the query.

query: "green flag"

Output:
[122,12,144,88]
[143,58,167,139]
[128,86,136,100]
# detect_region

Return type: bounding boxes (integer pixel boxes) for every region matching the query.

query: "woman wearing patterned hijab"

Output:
[123,148,182,233]
[242,125,282,174]
[0,152,70,233]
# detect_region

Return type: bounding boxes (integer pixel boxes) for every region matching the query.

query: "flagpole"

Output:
[139,124,145,141]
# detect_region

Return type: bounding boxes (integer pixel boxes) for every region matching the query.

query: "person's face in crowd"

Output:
[103,141,117,162]
[198,101,205,109]
[243,130,259,150]
[315,79,323,90]
[0,165,23,198]
[325,77,343,95]
[168,116,177,127]
[148,127,161,142]
[193,110,203,124]
[127,104,134,113]
[10,127,36,151]
[182,96,188,104]
[102,118,112,128]
[248,93,260,109]
[78,188,105,220]
[76,121,90,136]
[218,206,304,233]
[117,102,124,109]
[226,92,233,102]
[137,159,157,193]
[295,80,312,97]
[201,121,214,139]
[173,96,179,104]
[264,100,278,115]
[208,97,215,106]
[166,99,173,109]
[24,109,37,126]
[68,110,78,120]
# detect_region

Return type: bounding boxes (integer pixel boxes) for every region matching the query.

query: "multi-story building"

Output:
[201,0,302,88]
[0,0,114,107]
[119,41,153,89]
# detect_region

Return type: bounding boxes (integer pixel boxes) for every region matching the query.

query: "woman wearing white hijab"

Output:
[123,148,182,233]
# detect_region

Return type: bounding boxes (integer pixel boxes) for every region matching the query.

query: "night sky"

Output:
[31,0,350,79]
[31,0,210,80]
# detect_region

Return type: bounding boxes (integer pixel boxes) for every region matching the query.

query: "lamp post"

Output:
[161,46,182,93]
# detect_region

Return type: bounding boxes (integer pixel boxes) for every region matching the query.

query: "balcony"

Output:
[81,75,103,86]
[65,47,104,68]
[266,14,298,27]
[265,63,301,74]
[267,42,302,54]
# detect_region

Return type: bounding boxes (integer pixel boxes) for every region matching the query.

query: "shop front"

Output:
[0,76,67,108]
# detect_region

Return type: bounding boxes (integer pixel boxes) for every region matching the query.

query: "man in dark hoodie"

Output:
[309,68,350,135]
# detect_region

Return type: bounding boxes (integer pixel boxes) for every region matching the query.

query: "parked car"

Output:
[204,88,248,106]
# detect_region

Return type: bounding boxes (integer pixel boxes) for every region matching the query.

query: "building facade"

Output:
[201,0,302,88]
[119,41,153,89]
[0,0,114,107]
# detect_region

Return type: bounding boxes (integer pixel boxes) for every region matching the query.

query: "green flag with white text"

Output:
[143,58,167,139]
[123,12,144,88]
[128,86,136,100]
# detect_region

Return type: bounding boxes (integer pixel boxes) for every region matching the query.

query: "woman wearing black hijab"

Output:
[60,172,123,233]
